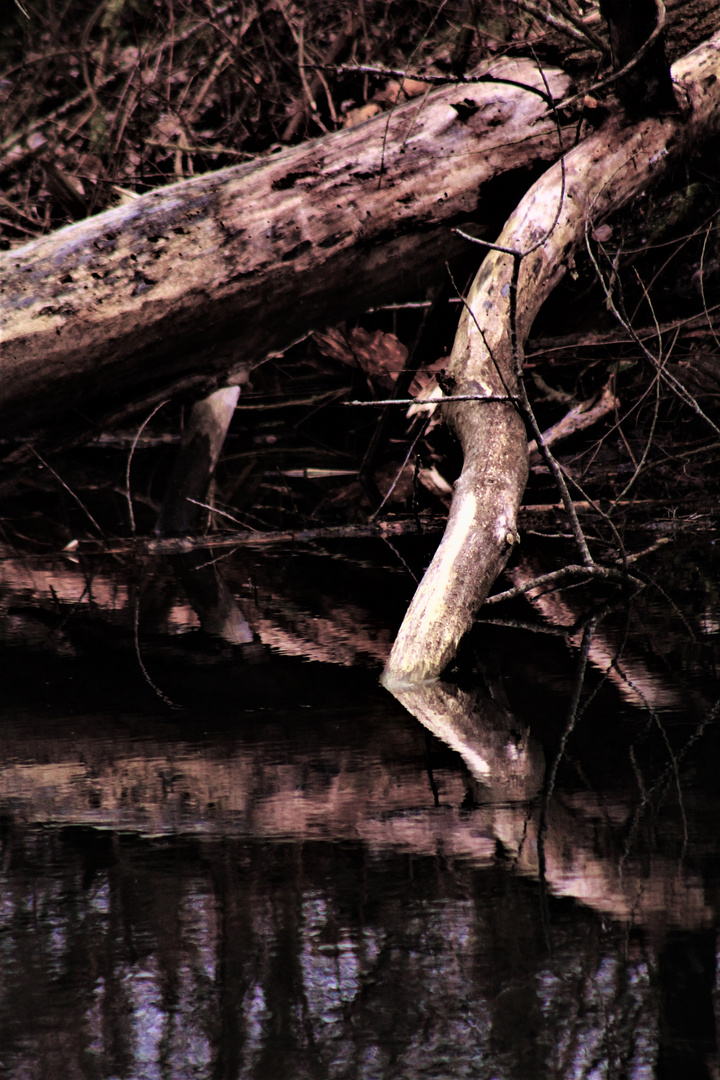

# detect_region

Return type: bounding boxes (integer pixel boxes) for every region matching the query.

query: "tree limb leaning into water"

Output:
[383,28,720,685]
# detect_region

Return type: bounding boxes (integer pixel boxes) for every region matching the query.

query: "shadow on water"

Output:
[1,531,720,1079]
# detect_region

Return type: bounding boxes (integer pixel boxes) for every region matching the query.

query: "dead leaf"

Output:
[398,77,428,99]
[342,102,382,128]
[418,466,453,499]
[591,224,613,243]
[314,326,408,388]
[375,78,428,105]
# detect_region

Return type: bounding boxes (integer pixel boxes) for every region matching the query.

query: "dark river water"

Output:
[1,530,719,1079]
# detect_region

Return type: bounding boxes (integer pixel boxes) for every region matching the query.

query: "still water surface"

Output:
[1,535,719,1078]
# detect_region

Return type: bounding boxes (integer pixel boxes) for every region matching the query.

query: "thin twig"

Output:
[699,219,720,352]
[369,415,431,522]
[19,518,449,559]
[586,229,720,438]
[544,614,598,803]
[132,594,182,710]
[125,400,170,534]
[28,446,107,541]
[343,393,515,406]
[512,0,606,52]
[376,0,450,184]
[484,561,643,606]
[185,497,257,529]
[546,0,608,53]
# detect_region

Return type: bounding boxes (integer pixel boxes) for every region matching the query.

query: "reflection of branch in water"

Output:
[504,554,715,888]
[424,731,440,808]
[545,615,598,803]
[538,614,598,900]
[132,593,182,710]
[382,669,711,930]
[174,553,254,646]
[621,665,689,853]
[476,615,569,637]
[382,673,544,874]
[381,674,545,801]
[0,549,393,669]
[507,555,690,714]
[621,698,720,874]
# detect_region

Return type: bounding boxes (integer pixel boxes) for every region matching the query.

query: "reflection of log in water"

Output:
[0,699,711,933]
[0,550,394,666]
[0,543,715,932]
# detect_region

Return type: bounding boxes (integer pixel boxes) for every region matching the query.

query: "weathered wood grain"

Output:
[0,58,571,437]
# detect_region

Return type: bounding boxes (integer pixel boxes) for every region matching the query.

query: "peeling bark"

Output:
[383,29,720,684]
[0,58,571,439]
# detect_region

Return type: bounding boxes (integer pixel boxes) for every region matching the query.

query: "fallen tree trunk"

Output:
[383,28,720,685]
[0,57,571,440]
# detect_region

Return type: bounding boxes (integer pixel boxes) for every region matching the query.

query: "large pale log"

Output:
[0,58,571,438]
[383,30,720,684]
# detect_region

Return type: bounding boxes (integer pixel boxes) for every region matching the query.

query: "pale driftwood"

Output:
[383,30,720,684]
[0,58,572,438]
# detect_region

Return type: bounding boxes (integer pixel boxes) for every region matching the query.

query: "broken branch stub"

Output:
[383,29,720,685]
[155,384,241,536]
